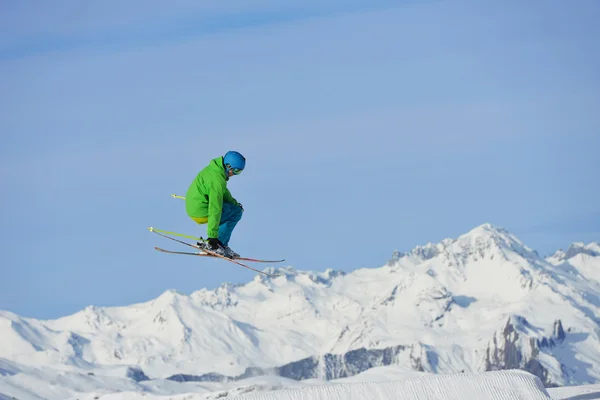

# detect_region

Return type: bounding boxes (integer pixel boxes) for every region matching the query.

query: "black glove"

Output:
[207,237,223,250]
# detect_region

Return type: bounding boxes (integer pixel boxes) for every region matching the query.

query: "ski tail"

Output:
[148,227,205,243]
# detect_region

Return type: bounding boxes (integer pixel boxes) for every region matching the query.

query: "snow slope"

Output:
[58,370,600,400]
[227,370,551,400]
[1,223,599,399]
[547,242,600,290]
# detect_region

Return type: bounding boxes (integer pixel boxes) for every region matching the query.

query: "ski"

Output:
[149,227,204,250]
[149,227,282,277]
[154,247,211,257]
[148,227,285,262]
[154,246,279,277]
[230,256,285,263]
[153,246,284,263]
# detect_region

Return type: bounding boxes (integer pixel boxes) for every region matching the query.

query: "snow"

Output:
[547,242,600,289]
[548,382,600,400]
[41,370,600,400]
[1,223,599,399]
[227,370,552,400]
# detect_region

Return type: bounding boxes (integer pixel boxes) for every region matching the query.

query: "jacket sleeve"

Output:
[207,182,225,238]
[223,188,239,206]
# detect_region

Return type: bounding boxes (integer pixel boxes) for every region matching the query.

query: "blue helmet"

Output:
[223,151,246,175]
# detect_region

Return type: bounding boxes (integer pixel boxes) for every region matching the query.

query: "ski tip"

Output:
[235,257,286,263]
[261,267,283,278]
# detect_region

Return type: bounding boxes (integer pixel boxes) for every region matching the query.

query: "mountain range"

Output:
[1,223,599,399]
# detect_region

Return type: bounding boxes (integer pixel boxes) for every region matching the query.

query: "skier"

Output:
[185,151,246,258]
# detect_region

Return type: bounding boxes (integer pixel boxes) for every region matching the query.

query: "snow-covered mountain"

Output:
[1,223,599,399]
[547,242,600,285]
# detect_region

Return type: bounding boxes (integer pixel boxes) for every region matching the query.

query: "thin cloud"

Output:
[0,1,406,60]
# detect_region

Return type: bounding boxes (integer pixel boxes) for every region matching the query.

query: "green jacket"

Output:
[185,157,239,238]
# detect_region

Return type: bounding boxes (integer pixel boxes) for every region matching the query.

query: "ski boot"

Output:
[198,240,232,258]
[223,245,240,259]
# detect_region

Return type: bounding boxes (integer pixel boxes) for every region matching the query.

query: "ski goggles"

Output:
[226,164,243,175]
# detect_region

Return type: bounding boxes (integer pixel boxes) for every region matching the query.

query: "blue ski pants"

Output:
[191,202,243,246]
[217,202,243,246]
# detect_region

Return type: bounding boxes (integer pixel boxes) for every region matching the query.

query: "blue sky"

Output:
[1,0,599,319]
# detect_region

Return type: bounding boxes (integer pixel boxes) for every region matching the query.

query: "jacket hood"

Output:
[209,156,228,181]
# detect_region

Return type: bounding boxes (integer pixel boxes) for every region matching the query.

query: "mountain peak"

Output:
[151,289,188,310]
[462,223,509,238]
[458,224,532,248]
[457,223,540,260]
[549,242,600,262]
[565,242,600,258]
[393,223,539,264]
[546,242,600,264]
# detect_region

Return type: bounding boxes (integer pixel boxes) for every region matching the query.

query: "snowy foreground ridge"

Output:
[222,370,600,400]
[41,370,600,400]
[1,223,599,399]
